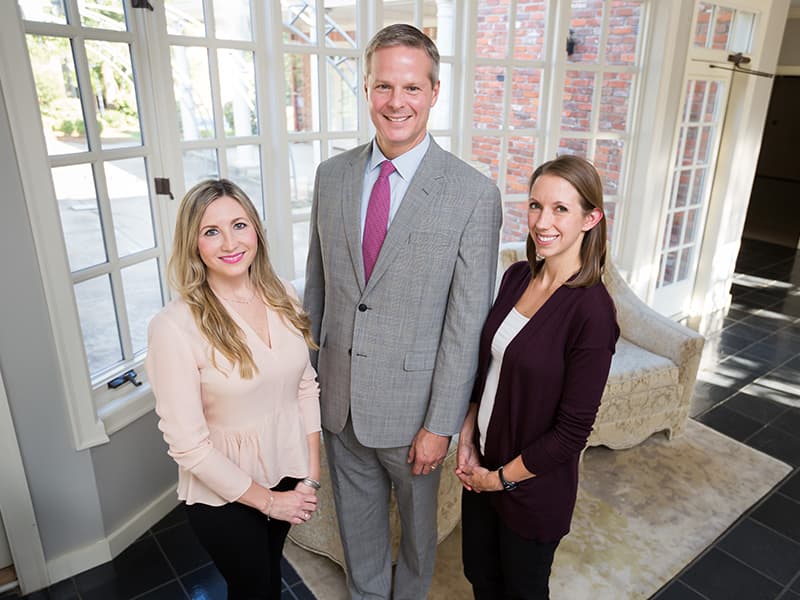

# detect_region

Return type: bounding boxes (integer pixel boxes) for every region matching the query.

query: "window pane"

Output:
[105,157,154,257]
[687,80,706,123]
[605,1,641,66]
[219,49,257,137]
[729,10,755,53]
[424,0,456,56]
[690,169,707,206]
[561,70,596,132]
[171,46,215,141]
[429,62,452,130]
[678,247,693,281]
[682,126,698,166]
[294,220,310,278]
[165,0,206,37]
[673,169,690,208]
[669,210,684,247]
[51,164,107,271]
[595,139,624,195]
[694,3,713,48]
[558,138,589,157]
[510,67,541,129]
[75,275,122,375]
[696,126,712,164]
[85,40,142,148]
[78,0,126,31]
[183,148,219,187]
[213,0,252,41]
[705,82,723,122]
[712,7,733,51]
[325,0,357,49]
[327,56,358,132]
[282,0,316,45]
[329,138,357,157]
[226,145,263,219]
[506,136,535,195]
[121,259,163,354]
[501,201,528,243]
[475,0,510,59]
[599,72,631,132]
[513,0,547,61]
[383,1,413,29]
[19,0,66,23]
[289,140,320,213]
[473,66,505,129]
[284,54,319,132]
[471,135,501,183]
[26,35,88,155]
[568,0,603,63]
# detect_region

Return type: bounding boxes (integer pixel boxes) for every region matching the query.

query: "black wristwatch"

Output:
[498,466,518,491]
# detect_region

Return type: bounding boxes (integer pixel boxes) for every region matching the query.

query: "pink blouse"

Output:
[145,287,320,506]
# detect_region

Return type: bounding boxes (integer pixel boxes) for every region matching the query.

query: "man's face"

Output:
[365,45,440,160]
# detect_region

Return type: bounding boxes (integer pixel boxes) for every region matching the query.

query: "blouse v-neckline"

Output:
[219,297,273,351]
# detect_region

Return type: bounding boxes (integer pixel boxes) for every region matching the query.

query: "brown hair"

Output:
[364,23,440,85]
[525,155,607,287]
[168,179,316,378]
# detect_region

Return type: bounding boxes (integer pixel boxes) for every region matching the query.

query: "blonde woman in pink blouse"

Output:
[145,179,321,599]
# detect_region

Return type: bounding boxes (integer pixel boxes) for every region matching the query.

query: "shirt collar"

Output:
[369,134,431,181]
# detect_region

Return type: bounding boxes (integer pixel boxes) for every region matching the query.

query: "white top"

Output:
[477,307,530,454]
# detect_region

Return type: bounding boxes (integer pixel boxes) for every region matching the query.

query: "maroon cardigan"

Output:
[472,261,619,541]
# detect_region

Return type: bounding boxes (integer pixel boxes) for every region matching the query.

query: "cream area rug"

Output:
[284,420,791,599]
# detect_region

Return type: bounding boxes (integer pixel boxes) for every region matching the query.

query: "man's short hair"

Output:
[364,23,440,86]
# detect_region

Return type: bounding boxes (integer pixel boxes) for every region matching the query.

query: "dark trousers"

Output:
[462,489,560,600]
[185,477,298,600]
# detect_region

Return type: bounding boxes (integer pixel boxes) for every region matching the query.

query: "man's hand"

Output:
[407,427,450,476]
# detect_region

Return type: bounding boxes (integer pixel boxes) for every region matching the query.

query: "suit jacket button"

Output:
[348,348,352,355]
[358,304,368,312]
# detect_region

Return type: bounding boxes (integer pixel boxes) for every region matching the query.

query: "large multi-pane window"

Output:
[469,0,645,243]
[8,0,653,447]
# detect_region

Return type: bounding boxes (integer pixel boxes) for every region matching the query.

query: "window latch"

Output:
[107,369,143,389]
[154,177,174,200]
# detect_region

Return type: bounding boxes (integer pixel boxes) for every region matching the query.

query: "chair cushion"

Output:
[589,338,683,449]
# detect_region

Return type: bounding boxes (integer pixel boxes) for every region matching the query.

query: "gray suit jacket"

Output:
[304,139,502,448]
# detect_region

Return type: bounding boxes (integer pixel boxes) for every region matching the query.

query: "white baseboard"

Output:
[46,485,178,584]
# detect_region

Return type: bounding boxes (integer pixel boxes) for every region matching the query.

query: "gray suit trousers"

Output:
[324,420,441,600]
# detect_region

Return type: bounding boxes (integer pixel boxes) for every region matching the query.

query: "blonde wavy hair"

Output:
[168,179,317,378]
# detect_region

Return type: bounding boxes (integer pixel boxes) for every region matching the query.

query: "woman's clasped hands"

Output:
[263,484,318,525]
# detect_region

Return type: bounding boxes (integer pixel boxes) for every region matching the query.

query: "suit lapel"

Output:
[365,140,446,293]
[342,144,371,292]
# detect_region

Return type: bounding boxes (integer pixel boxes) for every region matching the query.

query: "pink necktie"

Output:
[363,160,396,282]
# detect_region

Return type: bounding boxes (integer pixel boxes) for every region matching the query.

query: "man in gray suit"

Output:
[304,24,502,599]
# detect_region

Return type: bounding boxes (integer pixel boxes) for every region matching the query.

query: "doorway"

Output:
[742,75,800,249]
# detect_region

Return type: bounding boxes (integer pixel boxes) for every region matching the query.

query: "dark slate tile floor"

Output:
[2,239,798,600]
[654,238,800,600]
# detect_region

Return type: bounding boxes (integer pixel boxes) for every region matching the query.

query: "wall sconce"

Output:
[566,29,576,56]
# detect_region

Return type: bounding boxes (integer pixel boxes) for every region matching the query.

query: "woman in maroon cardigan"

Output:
[455,155,619,599]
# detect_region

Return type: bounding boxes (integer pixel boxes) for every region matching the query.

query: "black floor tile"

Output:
[724,391,788,424]
[690,381,734,416]
[773,411,800,441]
[150,504,186,534]
[74,538,174,600]
[723,321,773,344]
[134,581,188,599]
[17,579,78,600]
[154,521,212,576]
[181,564,226,600]
[653,581,707,599]
[743,382,800,409]
[280,558,301,587]
[680,547,782,599]
[739,340,800,366]
[780,471,800,502]
[718,518,800,584]
[286,583,317,600]
[747,425,800,467]
[751,493,800,544]
[793,574,800,592]
[779,590,800,599]
[697,405,763,442]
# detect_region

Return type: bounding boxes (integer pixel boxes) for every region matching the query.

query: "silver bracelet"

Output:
[301,477,321,490]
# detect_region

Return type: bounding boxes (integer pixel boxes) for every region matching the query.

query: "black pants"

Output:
[185,477,298,600]
[462,489,560,600]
